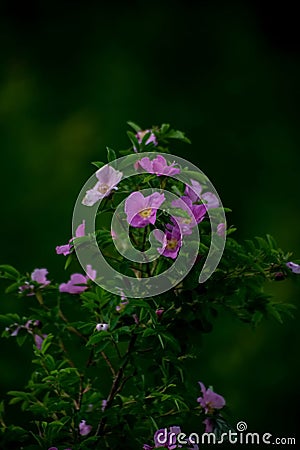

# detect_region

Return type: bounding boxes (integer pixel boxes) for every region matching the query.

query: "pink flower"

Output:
[185,179,219,209]
[136,129,158,146]
[286,262,300,274]
[125,191,165,228]
[197,381,225,414]
[101,399,107,412]
[82,165,123,206]
[184,179,202,203]
[151,426,182,449]
[79,419,92,436]
[56,220,86,256]
[135,155,180,176]
[19,269,50,296]
[59,265,96,294]
[171,196,206,235]
[154,224,182,259]
[31,269,50,286]
[59,274,88,294]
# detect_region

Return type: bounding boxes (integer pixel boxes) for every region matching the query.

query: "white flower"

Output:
[82,165,123,206]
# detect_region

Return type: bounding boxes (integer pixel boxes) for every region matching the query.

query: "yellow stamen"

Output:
[182,217,192,224]
[98,183,109,194]
[139,208,152,218]
[166,238,178,250]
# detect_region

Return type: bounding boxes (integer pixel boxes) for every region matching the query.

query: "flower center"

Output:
[139,208,152,218]
[206,402,214,414]
[182,217,192,224]
[98,183,110,194]
[166,238,178,250]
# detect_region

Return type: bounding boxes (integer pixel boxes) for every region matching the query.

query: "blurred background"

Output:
[0,0,299,441]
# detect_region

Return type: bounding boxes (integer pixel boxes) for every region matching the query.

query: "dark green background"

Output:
[1,0,299,441]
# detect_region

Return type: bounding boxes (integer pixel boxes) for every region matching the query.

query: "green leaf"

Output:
[5,282,20,294]
[169,207,191,219]
[160,123,170,134]
[41,334,53,354]
[87,331,110,346]
[127,121,141,132]
[91,161,105,169]
[142,328,157,337]
[64,254,73,270]
[127,130,139,149]
[0,264,20,280]
[107,147,117,162]
[164,129,191,143]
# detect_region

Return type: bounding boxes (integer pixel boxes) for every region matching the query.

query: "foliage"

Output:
[0,123,298,450]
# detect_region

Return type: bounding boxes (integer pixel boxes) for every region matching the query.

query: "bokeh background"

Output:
[1,0,299,442]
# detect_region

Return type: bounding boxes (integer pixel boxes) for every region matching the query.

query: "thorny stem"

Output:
[58,307,115,376]
[95,333,138,437]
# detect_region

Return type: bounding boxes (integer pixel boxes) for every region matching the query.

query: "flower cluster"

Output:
[0,123,298,450]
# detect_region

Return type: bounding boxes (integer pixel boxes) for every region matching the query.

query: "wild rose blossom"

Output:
[154,224,182,259]
[135,155,180,177]
[31,269,50,286]
[59,265,96,294]
[197,381,225,414]
[171,196,206,235]
[136,129,158,146]
[56,220,86,256]
[79,419,92,436]
[286,262,300,274]
[59,274,88,294]
[82,165,123,206]
[125,191,165,228]
[19,268,50,296]
[153,426,181,449]
[185,179,219,209]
